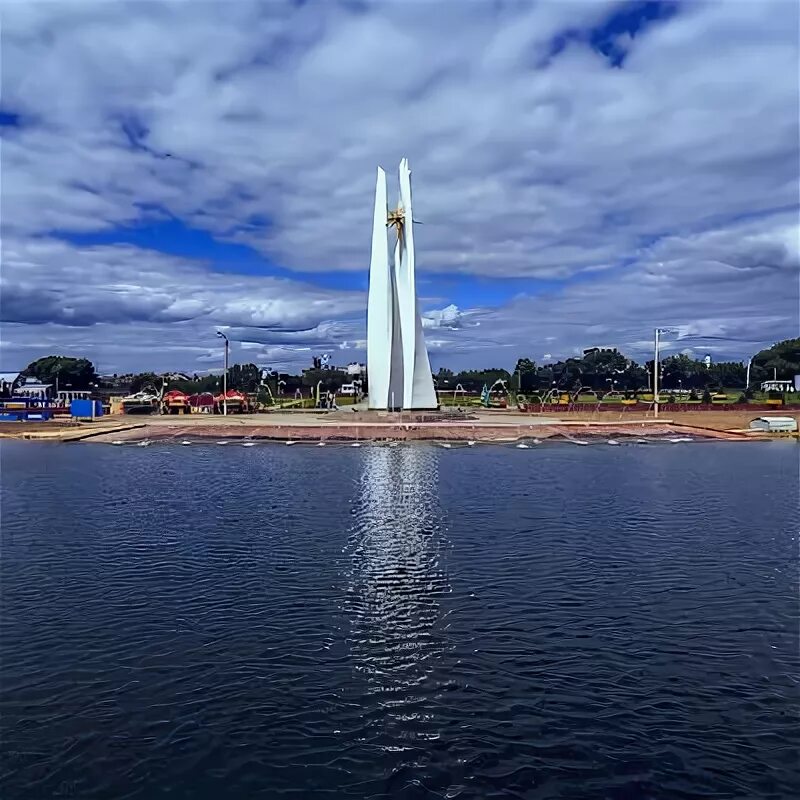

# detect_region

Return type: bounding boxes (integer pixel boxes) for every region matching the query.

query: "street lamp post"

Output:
[216,331,229,416]
[652,327,678,419]
[653,328,661,419]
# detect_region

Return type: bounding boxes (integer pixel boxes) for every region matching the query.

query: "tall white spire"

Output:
[367,159,437,410]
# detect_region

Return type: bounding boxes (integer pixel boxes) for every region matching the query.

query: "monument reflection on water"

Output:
[343,446,452,748]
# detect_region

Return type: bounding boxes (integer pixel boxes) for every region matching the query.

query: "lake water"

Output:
[1,440,798,799]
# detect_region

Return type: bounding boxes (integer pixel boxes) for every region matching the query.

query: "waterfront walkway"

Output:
[0,408,786,444]
[0,408,760,444]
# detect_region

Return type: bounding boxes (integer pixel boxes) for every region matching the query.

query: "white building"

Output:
[13,377,52,400]
[749,416,797,432]
[366,159,437,410]
[56,389,91,406]
[346,362,365,377]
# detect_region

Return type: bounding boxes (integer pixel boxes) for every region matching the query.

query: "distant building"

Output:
[100,374,133,390]
[749,417,797,433]
[14,378,53,400]
[56,389,92,405]
[346,362,365,376]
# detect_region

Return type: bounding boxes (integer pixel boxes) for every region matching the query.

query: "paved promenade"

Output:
[1,408,781,443]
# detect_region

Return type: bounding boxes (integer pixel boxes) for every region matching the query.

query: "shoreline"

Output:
[0,409,773,444]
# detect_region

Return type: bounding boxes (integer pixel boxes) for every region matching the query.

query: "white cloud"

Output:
[422,304,463,330]
[0,0,798,370]
[1,236,363,329]
[0,236,365,371]
[4,1,796,273]
[418,212,799,370]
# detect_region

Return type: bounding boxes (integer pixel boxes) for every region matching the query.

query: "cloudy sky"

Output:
[1,0,798,375]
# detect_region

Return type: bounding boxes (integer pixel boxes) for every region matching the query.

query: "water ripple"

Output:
[1,440,798,799]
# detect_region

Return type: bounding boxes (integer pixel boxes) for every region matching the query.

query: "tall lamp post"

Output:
[653,327,677,419]
[216,331,229,416]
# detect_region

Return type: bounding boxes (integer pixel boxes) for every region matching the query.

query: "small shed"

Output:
[749,416,797,433]
[70,399,103,419]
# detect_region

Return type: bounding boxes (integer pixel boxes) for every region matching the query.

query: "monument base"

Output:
[348,408,477,423]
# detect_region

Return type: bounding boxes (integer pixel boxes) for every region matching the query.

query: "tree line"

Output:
[17,337,800,396]
[446,339,799,394]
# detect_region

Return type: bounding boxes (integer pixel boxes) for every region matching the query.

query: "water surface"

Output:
[1,440,798,799]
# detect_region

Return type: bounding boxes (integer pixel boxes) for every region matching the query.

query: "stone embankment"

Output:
[1,408,785,444]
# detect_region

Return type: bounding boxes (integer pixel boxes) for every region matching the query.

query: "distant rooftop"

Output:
[15,382,52,390]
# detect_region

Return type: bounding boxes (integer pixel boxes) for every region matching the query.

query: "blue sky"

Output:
[1,0,797,374]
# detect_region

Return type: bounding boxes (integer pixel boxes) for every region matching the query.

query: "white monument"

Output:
[367,159,437,410]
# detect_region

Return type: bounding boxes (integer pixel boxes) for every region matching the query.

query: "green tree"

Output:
[226,363,261,393]
[513,358,536,373]
[255,384,274,408]
[513,358,537,391]
[751,338,800,381]
[534,357,585,391]
[301,368,347,392]
[129,372,160,393]
[658,353,734,390]
[23,356,98,390]
[435,367,454,386]
[708,361,747,389]
[169,374,220,394]
[660,354,700,389]
[453,368,510,392]
[621,362,648,392]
